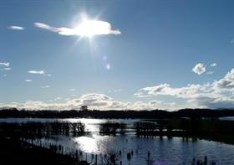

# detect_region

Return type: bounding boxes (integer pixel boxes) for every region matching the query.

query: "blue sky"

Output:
[1,0,234,110]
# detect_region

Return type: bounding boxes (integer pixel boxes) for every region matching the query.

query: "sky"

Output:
[1,0,234,111]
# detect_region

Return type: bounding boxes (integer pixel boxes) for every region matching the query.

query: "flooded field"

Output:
[1,118,234,164]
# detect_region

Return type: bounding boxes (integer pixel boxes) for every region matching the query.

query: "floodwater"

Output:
[1,118,234,164]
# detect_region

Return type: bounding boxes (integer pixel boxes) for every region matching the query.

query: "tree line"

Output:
[0,108,234,119]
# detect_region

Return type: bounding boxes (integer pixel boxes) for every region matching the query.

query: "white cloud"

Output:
[135,83,209,99]
[34,22,60,36]
[34,22,54,31]
[192,63,206,75]
[210,63,217,67]
[8,25,24,30]
[0,62,10,67]
[41,85,50,89]
[3,67,11,71]
[214,68,234,89]
[34,20,121,36]
[75,93,114,108]
[28,70,45,75]
[2,69,234,110]
[0,62,11,73]
[0,93,179,111]
[135,68,234,109]
[25,79,32,82]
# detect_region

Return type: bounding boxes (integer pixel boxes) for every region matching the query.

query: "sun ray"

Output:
[73,18,120,38]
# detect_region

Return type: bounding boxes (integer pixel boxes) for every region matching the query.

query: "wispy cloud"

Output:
[206,71,214,75]
[28,70,45,75]
[54,97,62,101]
[69,88,76,92]
[34,22,55,31]
[230,39,234,44]
[41,85,50,89]
[210,63,217,67]
[3,67,11,71]
[192,63,206,75]
[8,25,24,30]
[25,79,32,82]
[0,62,11,72]
[34,20,121,36]
[0,62,10,67]
[107,89,122,93]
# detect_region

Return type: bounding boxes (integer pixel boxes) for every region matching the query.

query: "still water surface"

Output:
[1,118,234,164]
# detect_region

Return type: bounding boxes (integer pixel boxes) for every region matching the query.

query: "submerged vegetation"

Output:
[1,117,234,145]
[0,122,86,138]
[136,118,234,145]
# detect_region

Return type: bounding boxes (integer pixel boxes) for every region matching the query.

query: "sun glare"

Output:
[74,136,99,153]
[74,18,115,38]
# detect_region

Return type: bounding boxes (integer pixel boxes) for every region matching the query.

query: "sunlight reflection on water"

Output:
[38,134,234,165]
[74,136,99,153]
[1,118,234,164]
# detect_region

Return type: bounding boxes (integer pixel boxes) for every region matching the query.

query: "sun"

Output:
[74,18,113,38]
